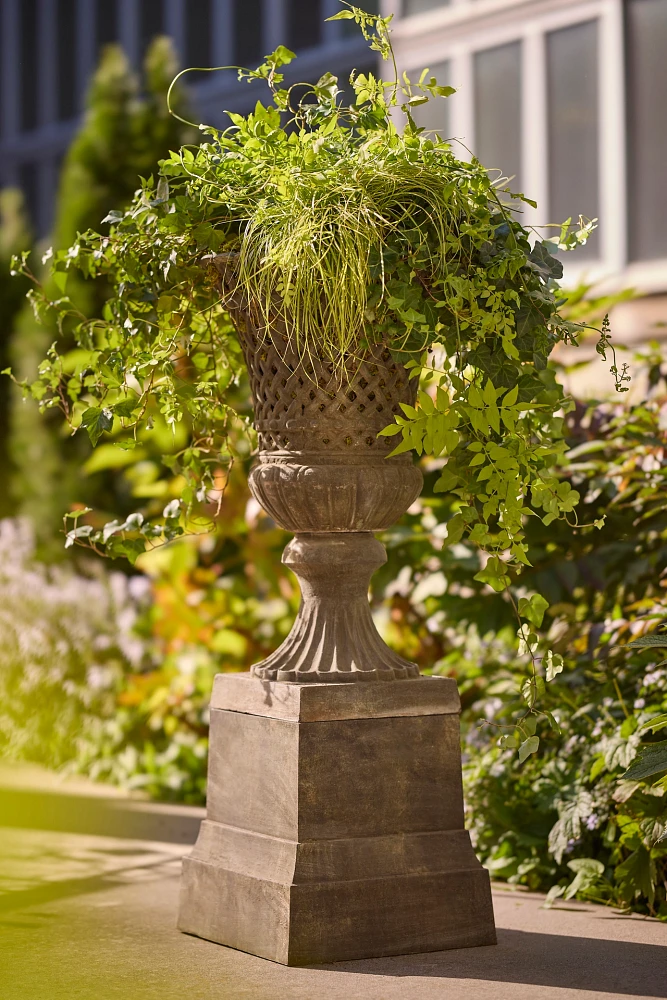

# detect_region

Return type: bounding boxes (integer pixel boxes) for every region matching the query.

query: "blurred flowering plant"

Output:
[0,518,150,766]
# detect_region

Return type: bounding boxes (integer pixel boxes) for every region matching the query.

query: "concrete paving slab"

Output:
[0,824,665,1000]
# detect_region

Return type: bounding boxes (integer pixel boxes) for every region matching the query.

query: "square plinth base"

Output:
[178,674,496,965]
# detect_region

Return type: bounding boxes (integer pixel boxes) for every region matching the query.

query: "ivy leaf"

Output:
[163,499,181,519]
[545,650,564,682]
[474,557,511,592]
[466,343,520,389]
[113,396,139,418]
[433,468,460,494]
[518,735,539,762]
[521,675,545,708]
[52,270,68,294]
[64,507,93,520]
[520,715,538,737]
[527,241,563,281]
[518,593,549,627]
[498,733,519,749]
[111,538,147,565]
[64,524,93,548]
[102,520,123,543]
[544,710,562,735]
[81,406,114,446]
[443,512,464,545]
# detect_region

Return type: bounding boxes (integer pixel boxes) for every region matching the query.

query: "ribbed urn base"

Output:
[251,532,419,683]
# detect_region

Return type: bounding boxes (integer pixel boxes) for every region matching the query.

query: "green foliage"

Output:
[11,10,607,590]
[0,189,32,315]
[7,38,191,547]
[54,38,188,258]
[450,378,667,918]
[6,8,629,773]
[4,344,667,911]
[0,469,297,802]
[0,189,32,516]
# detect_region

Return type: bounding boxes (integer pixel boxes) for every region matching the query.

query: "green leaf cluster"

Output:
[9,6,605,571]
[5,36,194,550]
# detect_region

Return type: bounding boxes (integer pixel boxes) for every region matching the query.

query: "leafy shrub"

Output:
[0,469,297,803]
[379,361,667,917]
[3,356,666,910]
[74,469,298,802]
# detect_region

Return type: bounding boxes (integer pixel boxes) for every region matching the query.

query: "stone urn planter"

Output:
[216,253,424,682]
[177,255,496,964]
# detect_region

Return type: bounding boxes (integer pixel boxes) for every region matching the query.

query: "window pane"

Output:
[139,0,165,59]
[56,0,78,121]
[403,0,451,15]
[410,60,451,137]
[233,0,263,67]
[547,21,599,260]
[185,0,213,78]
[96,0,119,54]
[474,42,522,193]
[626,0,667,261]
[286,0,323,51]
[19,0,39,132]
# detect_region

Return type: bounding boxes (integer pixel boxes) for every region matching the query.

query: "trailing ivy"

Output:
[7,5,623,756]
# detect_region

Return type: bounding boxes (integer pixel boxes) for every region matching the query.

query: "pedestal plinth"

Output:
[178,674,496,965]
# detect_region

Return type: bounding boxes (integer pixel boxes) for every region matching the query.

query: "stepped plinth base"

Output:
[178,674,496,966]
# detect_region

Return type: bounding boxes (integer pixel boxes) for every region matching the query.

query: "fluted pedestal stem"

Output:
[252,533,418,683]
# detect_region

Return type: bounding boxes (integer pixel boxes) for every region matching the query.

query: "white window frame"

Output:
[383,0,665,293]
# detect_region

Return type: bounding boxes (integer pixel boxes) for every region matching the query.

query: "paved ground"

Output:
[0,766,665,1000]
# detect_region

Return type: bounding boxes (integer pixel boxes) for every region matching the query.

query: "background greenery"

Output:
[6,37,191,553]
[0,34,665,921]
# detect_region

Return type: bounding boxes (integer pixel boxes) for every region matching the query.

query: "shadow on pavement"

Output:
[0,855,181,915]
[326,927,667,997]
[0,786,202,844]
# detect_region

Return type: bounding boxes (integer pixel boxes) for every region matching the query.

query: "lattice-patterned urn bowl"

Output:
[212,254,422,682]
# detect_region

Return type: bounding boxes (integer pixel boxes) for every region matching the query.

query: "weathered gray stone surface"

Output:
[178,675,496,965]
[0,815,665,1000]
[249,532,421,682]
[210,672,460,719]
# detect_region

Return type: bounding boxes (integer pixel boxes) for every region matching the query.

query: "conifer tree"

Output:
[9,37,189,548]
[0,189,31,515]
